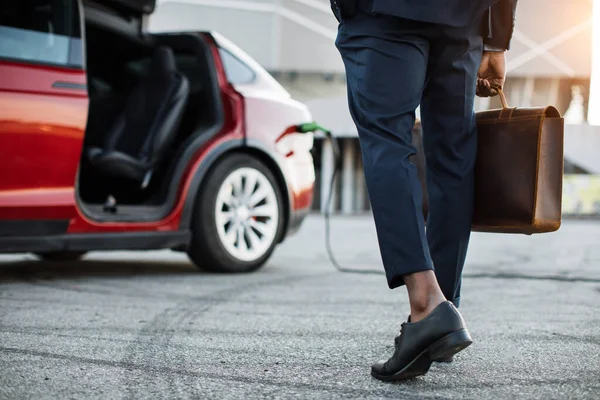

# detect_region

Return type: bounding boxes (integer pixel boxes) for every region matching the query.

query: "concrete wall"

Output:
[148,0,600,214]
[150,2,279,68]
[149,0,343,72]
[151,0,594,78]
[564,124,600,174]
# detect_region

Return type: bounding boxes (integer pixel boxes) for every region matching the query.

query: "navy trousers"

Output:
[335,6,483,306]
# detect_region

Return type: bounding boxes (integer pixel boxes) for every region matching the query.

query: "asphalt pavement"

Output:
[1,215,599,399]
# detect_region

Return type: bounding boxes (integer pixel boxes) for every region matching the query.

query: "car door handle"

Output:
[52,81,87,91]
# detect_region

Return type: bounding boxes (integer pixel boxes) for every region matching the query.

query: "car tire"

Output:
[188,153,285,273]
[36,251,87,262]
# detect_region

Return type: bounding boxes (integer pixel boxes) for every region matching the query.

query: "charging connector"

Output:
[297,123,384,276]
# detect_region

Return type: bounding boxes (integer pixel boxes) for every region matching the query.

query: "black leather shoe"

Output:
[406,314,454,363]
[371,301,471,381]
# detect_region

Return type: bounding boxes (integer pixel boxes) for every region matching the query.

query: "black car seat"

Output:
[86,46,190,189]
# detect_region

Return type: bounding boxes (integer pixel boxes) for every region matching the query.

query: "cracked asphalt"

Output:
[1,215,599,399]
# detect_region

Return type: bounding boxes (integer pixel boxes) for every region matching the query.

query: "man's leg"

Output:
[336,8,435,295]
[420,23,484,308]
[335,9,475,382]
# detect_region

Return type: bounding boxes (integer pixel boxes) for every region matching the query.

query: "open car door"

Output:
[0,0,88,238]
[83,0,156,32]
[102,0,156,14]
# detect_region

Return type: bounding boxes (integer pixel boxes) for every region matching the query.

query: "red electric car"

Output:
[0,0,315,272]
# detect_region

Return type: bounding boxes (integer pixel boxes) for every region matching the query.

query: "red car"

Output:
[0,0,315,272]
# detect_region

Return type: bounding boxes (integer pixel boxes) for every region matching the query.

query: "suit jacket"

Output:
[332,0,518,50]
[371,0,498,27]
[482,0,518,49]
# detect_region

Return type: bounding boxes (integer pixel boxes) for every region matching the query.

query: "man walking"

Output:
[331,0,518,381]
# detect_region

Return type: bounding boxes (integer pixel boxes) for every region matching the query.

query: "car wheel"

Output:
[36,251,87,262]
[188,153,285,273]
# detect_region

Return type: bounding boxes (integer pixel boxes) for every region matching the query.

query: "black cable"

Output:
[322,130,385,275]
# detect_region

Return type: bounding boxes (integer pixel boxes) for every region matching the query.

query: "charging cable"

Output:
[296,123,385,276]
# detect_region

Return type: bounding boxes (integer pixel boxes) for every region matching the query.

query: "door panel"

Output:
[0,64,88,220]
[0,0,88,227]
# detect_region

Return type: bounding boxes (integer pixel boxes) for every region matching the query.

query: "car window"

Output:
[218,48,256,85]
[0,0,82,67]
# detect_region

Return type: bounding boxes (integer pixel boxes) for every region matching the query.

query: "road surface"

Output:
[1,216,599,399]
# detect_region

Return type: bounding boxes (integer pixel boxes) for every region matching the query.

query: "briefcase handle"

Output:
[491,87,561,119]
[496,87,517,118]
[498,88,509,108]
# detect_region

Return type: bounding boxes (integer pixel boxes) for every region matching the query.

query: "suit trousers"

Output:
[335,7,483,306]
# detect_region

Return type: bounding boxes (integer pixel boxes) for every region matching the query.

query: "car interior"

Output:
[78,1,224,221]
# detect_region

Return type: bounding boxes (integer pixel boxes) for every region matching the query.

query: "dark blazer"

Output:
[332,0,518,50]
[370,0,498,27]
[483,0,518,49]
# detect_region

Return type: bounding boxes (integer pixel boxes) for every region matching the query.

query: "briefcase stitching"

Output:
[476,115,545,124]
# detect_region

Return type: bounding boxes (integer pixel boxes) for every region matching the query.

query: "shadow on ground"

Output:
[0,254,203,283]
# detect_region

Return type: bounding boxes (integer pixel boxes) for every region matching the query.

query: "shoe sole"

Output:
[371,329,472,382]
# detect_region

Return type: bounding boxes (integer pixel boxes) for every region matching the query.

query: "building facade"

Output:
[150,0,600,214]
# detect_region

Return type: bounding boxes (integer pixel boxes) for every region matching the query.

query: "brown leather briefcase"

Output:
[414,90,565,234]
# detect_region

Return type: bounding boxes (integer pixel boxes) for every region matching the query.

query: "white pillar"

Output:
[589,0,600,125]
[522,76,535,107]
[355,149,367,212]
[320,139,336,214]
[341,140,356,214]
[548,78,561,108]
[510,78,521,107]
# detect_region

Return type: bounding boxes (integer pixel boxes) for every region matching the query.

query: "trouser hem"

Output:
[387,264,435,289]
[452,296,461,308]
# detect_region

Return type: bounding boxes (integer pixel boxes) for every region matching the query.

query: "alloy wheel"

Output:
[214,167,279,262]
